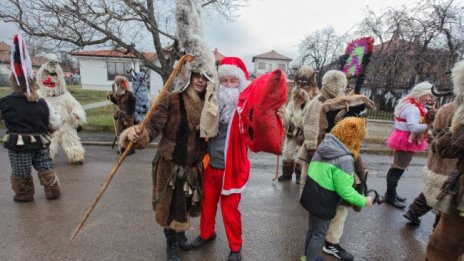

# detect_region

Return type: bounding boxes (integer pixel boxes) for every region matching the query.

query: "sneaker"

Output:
[322,242,354,261]
[189,233,217,249]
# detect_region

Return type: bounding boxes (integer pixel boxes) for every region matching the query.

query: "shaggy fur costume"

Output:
[282,66,319,171]
[298,70,349,245]
[121,85,207,230]
[422,102,457,206]
[426,60,464,261]
[36,54,86,164]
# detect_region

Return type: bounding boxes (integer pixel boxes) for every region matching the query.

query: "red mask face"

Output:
[43,75,56,88]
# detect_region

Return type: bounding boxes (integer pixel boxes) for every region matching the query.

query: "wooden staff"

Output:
[71,54,195,240]
[272,155,280,181]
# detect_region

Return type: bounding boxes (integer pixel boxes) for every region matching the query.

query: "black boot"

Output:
[164,229,180,261]
[404,192,432,225]
[278,160,294,181]
[396,194,407,202]
[403,209,421,225]
[177,231,191,251]
[384,168,406,209]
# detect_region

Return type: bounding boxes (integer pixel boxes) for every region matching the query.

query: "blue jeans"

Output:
[305,213,330,261]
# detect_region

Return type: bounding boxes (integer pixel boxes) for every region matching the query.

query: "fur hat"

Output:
[218,57,249,90]
[114,76,132,92]
[321,70,347,99]
[176,0,217,88]
[331,117,367,159]
[175,0,219,138]
[294,66,316,88]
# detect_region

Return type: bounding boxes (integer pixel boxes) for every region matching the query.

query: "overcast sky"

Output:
[1,0,409,69]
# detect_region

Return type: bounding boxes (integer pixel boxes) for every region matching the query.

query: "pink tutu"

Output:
[386,129,428,152]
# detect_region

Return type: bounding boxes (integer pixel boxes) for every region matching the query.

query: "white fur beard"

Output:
[292,87,309,107]
[218,85,240,123]
[42,86,65,97]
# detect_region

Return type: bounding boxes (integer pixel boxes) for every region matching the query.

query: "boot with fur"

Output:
[11,176,35,202]
[278,160,294,181]
[38,170,61,200]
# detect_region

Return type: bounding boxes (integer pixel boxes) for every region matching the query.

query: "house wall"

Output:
[76,56,163,97]
[252,58,289,77]
[0,63,10,86]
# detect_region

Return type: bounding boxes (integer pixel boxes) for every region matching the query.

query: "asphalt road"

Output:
[0,145,433,261]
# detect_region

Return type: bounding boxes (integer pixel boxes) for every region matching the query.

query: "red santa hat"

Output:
[218,57,250,89]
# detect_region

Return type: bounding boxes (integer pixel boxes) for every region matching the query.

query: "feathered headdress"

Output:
[340,37,374,94]
[10,34,35,97]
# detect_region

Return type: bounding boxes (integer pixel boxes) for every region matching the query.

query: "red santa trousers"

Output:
[200,165,242,252]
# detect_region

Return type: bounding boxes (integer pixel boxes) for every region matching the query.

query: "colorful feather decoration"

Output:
[341,37,374,94]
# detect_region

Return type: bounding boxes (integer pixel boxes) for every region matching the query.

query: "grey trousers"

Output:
[305,213,330,261]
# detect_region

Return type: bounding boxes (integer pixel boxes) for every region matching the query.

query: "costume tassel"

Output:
[192,190,200,203]
[30,135,37,143]
[2,133,10,142]
[16,135,25,146]
[40,135,50,145]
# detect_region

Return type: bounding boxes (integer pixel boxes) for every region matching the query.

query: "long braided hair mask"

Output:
[331,117,367,159]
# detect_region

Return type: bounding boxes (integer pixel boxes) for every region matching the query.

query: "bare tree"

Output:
[357,0,464,86]
[294,26,346,83]
[0,0,247,82]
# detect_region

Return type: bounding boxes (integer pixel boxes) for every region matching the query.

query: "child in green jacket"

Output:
[300,117,373,261]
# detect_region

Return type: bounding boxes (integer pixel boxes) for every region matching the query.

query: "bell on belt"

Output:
[30,135,37,143]
[16,135,25,146]
[2,134,10,142]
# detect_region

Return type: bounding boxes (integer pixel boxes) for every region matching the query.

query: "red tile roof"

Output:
[0,40,48,67]
[72,48,157,60]
[252,50,292,62]
[73,47,226,62]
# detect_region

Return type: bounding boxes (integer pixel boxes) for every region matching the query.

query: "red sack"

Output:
[237,69,287,154]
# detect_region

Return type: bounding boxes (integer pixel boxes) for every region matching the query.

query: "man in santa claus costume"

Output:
[188,57,284,261]
[278,66,319,183]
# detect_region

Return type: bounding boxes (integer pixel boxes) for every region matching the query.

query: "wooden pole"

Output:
[70,54,195,240]
[272,155,280,181]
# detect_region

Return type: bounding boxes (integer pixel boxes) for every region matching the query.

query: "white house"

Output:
[72,48,227,97]
[72,49,164,97]
[252,50,292,78]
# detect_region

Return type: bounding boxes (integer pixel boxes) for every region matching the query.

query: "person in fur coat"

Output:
[298,70,355,261]
[403,101,457,225]
[425,59,464,261]
[278,66,319,183]
[36,54,87,165]
[121,68,216,261]
[107,75,136,155]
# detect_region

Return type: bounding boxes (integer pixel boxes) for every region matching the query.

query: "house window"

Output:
[268,63,273,72]
[278,63,286,71]
[258,62,266,69]
[107,62,132,81]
